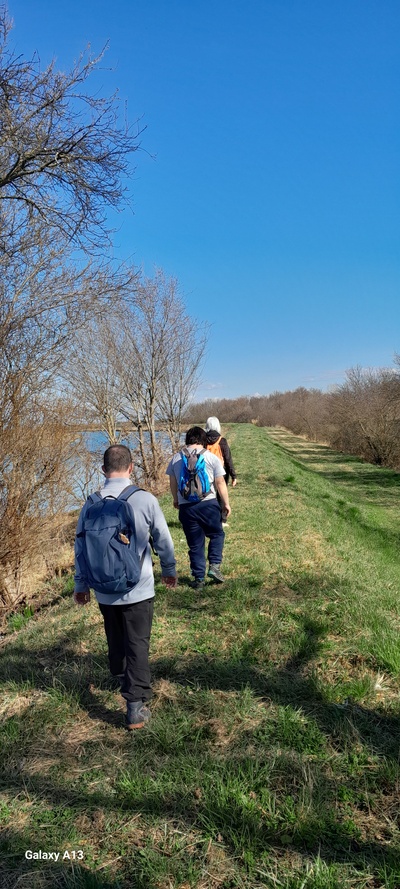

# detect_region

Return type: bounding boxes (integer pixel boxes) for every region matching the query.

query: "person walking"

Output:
[205,417,237,488]
[74,444,177,730]
[166,426,231,590]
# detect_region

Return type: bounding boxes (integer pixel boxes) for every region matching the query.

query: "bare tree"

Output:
[67,444,105,505]
[65,270,208,491]
[329,366,400,466]
[0,215,135,391]
[63,314,131,444]
[112,273,179,489]
[0,213,136,610]
[0,9,146,612]
[116,270,208,487]
[0,9,141,251]
[0,395,79,608]
[157,305,208,450]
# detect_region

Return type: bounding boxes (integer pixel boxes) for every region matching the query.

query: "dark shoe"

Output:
[191,578,205,590]
[126,701,151,730]
[208,564,225,583]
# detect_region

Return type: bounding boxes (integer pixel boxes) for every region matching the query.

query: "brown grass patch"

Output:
[22,755,60,777]
[153,678,181,705]
[0,689,44,721]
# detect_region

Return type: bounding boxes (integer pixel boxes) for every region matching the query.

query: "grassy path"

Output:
[1,423,400,889]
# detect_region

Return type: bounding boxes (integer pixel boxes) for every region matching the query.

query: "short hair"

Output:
[103,444,132,473]
[185,426,207,447]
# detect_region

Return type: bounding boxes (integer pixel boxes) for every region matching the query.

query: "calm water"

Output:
[73,429,178,505]
[85,430,175,453]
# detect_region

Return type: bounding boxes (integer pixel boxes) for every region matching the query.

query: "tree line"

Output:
[186,362,400,470]
[0,10,206,611]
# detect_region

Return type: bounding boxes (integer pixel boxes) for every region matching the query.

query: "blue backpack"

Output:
[78,485,143,594]
[179,447,210,502]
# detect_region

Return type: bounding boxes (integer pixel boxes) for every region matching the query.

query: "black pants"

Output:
[98,598,154,703]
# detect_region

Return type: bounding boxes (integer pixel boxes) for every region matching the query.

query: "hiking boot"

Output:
[126,701,151,730]
[191,578,205,590]
[208,564,225,583]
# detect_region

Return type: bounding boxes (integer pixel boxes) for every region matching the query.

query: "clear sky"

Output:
[7,0,400,399]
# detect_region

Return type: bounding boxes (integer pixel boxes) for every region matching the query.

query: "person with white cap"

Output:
[205,417,237,489]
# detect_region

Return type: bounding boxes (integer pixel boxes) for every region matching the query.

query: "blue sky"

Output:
[8,0,400,399]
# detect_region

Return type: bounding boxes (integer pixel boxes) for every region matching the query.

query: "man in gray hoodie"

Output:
[74,444,177,729]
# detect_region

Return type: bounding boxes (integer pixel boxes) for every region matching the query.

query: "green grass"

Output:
[7,604,34,632]
[1,423,400,888]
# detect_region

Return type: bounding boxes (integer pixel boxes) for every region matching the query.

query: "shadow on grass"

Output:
[317,469,400,515]
[314,490,400,551]
[1,572,400,884]
[276,436,400,511]
[152,569,400,764]
[1,717,399,887]
[0,839,139,889]
[165,519,182,529]
[277,446,400,550]
[2,563,400,760]
[1,610,399,763]
[150,651,400,762]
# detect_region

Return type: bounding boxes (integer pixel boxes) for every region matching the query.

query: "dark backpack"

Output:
[179,447,210,503]
[78,485,144,594]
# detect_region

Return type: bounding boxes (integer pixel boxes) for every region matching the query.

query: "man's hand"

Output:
[161,576,178,588]
[74,590,91,605]
[215,475,231,518]
[231,479,237,487]
[169,477,179,509]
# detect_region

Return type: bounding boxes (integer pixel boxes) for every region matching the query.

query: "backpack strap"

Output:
[181,447,205,458]
[87,491,103,505]
[88,485,143,505]
[117,485,143,502]
[117,484,152,562]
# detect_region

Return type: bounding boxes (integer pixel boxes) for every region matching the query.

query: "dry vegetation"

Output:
[186,362,400,470]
